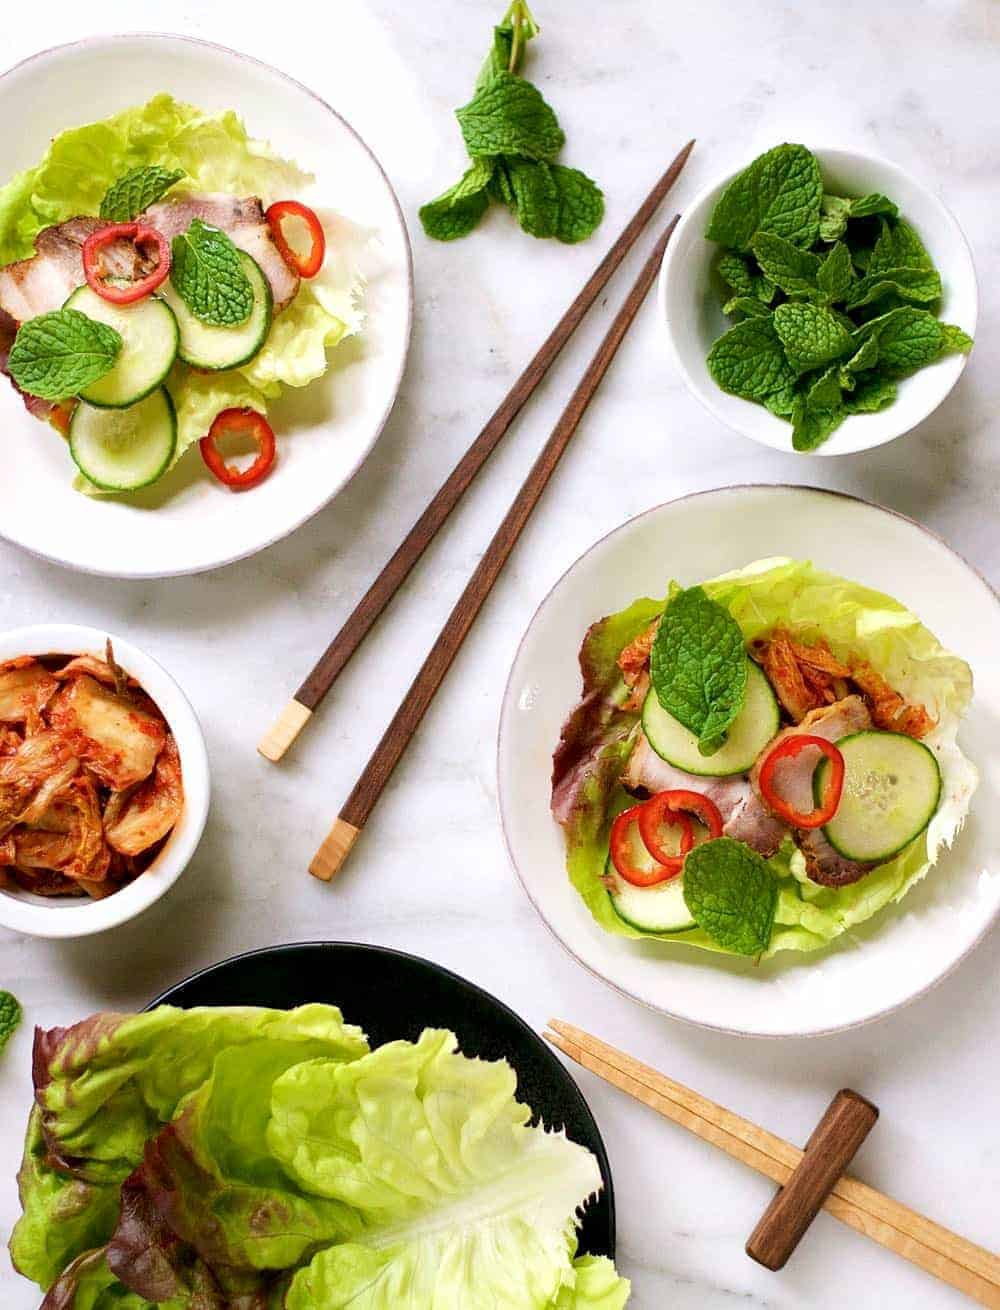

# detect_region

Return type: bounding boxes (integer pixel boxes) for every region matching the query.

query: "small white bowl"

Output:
[0,624,209,938]
[658,146,978,456]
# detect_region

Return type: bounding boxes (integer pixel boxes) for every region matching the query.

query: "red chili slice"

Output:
[650,789,725,842]
[266,200,326,278]
[757,733,845,829]
[636,793,694,870]
[199,408,276,490]
[610,803,678,887]
[82,223,170,304]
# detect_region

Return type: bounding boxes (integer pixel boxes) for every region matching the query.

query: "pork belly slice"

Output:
[750,696,874,888]
[621,734,788,858]
[46,675,166,791]
[0,658,59,724]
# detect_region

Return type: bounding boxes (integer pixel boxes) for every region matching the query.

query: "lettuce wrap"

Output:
[13,1005,628,1309]
[0,94,367,492]
[553,557,977,958]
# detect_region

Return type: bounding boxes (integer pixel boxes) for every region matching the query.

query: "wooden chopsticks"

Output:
[258,141,695,764]
[544,1020,1000,1308]
[308,215,680,880]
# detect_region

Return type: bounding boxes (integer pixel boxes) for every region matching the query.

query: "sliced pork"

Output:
[621,733,788,858]
[750,696,874,888]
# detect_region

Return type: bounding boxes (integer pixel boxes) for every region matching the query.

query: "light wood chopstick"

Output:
[258,141,695,764]
[308,216,680,881]
[544,1020,1000,1308]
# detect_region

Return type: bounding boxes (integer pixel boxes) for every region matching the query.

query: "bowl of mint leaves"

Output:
[659,144,977,455]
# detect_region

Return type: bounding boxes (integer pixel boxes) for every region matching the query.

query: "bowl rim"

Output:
[0,622,210,938]
[0,32,415,578]
[657,143,979,457]
[496,482,1000,1039]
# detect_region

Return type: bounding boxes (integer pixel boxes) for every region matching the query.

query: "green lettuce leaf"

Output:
[270,1029,605,1309]
[554,557,977,958]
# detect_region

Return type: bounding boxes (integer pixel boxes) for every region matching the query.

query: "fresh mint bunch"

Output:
[420,2,604,244]
[704,144,973,451]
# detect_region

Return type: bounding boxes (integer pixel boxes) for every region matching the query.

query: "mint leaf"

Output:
[792,395,846,450]
[869,218,933,274]
[846,374,897,412]
[850,192,898,220]
[856,306,943,377]
[844,264,942,309]
[723,296,772,319]
[99,165,184,222]
[750,231,821,297]
[682,838,777,955]
[816,241,854,303]
[0,990,21,1052]
[939,322,974,356]
[705,143,822,252]
[170,219,254,327]
[548,164,604,243]
[420,159,495,240]
[845,333,879,371]
[456,71,565,161]
[650,586,748,756]
[506,158,559,236]
[707,316,798,401]
[7,308,121,400]
[717,252,756,296]
[773,302,852,373]
[476,2,540,88]
[807,364,844,410]
[764,384,797,417]
[819,194,851,242]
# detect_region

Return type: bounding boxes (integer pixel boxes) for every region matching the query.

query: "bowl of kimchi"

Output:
[0,623,209,938]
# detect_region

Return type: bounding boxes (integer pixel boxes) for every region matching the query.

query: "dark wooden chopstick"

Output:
[258,141,695,763]
[309,215,679,880]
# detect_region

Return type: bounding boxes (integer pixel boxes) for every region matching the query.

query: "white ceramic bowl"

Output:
[0,35,413,576]
[0,624,209,938]
[658,147,978,456]
[498,486,1000,1037]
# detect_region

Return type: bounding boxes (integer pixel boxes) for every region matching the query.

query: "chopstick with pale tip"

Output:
[257,140,695,764]
[309,216,680,881]
[544,1020,1000,1308]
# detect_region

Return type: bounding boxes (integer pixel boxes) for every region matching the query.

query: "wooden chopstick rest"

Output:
[746,1089,879,1271]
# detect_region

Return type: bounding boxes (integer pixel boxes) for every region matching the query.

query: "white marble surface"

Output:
[2,1,999,1305]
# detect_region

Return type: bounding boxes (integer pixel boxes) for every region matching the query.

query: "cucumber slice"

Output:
[63,286,178,408]
[70,388,176,492]
[160,251,272,370]
[817,730,941,863]
[642,660,779,777]
[606,857,695,933]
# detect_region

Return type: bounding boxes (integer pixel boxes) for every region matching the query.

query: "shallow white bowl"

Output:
[658,147,978,456]
[0,35,413,576]
[0,624,209,938]
[497,486,1000,1037]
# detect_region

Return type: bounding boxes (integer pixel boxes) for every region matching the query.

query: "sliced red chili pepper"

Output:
[610,803,678,887]
[199,408,276,490]
[82,223,170,304]
[266,200,326,278]
[757,733,845,829]
[651,789,724,841]
[636,793,694,870]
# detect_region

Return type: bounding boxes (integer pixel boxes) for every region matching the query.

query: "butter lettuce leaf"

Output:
[271,1029,605,1310]
[553,557,977,958]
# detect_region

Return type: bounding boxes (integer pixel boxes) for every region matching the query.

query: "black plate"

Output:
[148,940,614,1259]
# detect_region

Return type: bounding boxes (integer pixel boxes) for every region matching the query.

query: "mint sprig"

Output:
[100,165,184,222]
[649,586,748,757]
[8,309,121,400]
[420,2,603,245]
[0,990,21,1052]
[683,838,777,956]
[170,219,253,327]
[704,143,973,451]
